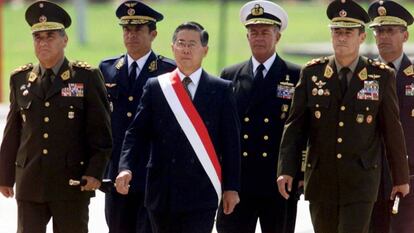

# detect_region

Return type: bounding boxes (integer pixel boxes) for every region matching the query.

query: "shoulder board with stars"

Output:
[115,58,125,70]
[403,65,414,77]
[305,57,329,67]
[72,61,92,70]
[369,60,389,70]
[157,55,176,66]
[11,63,33,75]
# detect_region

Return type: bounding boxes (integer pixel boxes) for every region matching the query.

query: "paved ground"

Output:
[0,103,314,233]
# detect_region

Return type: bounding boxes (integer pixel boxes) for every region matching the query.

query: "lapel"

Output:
[116,55,129,91]
[27,64,43,99]
[193,70,213,114]
[45,58,71,100]
[342,56,366,105]
[324,56,342,102]
[232,60,254,115]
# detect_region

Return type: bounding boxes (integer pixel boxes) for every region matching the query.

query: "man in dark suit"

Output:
[368,1,414,233]
[0,1,112,233]
[215,1,302,233]
[276,1,410,233]
[115,22,241,233]
[99,1,175,232]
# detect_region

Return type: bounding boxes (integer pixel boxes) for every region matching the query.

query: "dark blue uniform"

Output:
[99,52,175,233]
[216,55,302,233]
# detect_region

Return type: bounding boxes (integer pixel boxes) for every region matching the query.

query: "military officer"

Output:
[215,1,302,233]
[368,1,414,233]
[99,1,176,233]
[276,1,410,233]
[0,1,112,233]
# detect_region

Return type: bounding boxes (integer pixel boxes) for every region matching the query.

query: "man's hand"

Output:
[115,171,132,195]
[277,175,293,200]
[0,186,14,198]
[81,176,101,192]
[390,183,410,200]
[222,190,240,215]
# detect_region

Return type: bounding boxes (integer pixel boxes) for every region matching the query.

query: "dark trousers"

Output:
[17,199,89,233]
[391,177,414,233]
[369,200,391,233]
[309,201,374,233]
[105,190,152,233]
[147,209,216,233]
[216,195,298,233]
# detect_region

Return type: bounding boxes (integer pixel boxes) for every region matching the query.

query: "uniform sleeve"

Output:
[278,69,310,178]
[118,80,153,173]
[0,76,22,186]
[84,69,112,179]
[379,70,409,185]
[219,82,241,191]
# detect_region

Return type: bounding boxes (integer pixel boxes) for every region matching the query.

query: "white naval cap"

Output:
[239,0,288,32]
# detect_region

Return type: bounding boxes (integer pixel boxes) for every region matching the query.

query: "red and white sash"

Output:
[157,69,222,200]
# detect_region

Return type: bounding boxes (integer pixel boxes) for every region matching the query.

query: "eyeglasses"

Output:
[373,27,405,36]
[174,40,199,50]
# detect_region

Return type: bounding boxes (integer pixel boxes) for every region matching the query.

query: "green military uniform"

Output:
[0,1,112,233]
[277,1,409,233]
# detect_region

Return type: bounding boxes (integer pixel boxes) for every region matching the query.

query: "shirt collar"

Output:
[252,53,276,74]
[40,57,65,77]
[379,53,404,71]
[335,56,359,74]
[177,67,202,87]
[127,50,152,71]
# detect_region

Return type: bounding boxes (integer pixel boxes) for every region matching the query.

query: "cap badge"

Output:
[39,15,47,23]
[378,6,387,16]
[339,9,347,17]
[127,8,135,16]
[125,3,137,8]
[379,1,384,5]
[341,0,346,3]
[251,4,264,16]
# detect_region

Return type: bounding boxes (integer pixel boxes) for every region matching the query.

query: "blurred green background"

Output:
[3,0,414,101]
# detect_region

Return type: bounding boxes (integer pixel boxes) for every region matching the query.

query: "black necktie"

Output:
[339,67,350,96]
[387,62,395,70]
[182,76,192,99]
[129,62,137,88]
[42,69,53,97]
[255,64,265,80]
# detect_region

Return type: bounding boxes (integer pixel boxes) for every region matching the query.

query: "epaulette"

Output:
[305,57,329,67]
[101,54,124,63]
[369,60,389,70]
[157,55,176,66]
[11,63,33,75]
[72,60,92,70]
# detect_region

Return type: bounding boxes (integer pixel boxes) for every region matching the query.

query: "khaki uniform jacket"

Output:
[278,55,409,204]
[0,58,112,202]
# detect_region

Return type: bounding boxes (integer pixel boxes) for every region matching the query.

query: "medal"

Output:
[366,115,373,124]
[356,114,364,123]
[315,111,321,119]
[312,88,318,96]
[68,111,75,119]
[318,89,324,96]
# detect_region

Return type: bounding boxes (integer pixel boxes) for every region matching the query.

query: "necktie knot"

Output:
[42,69,54,97]
[129,61,138,88]
[339,67,350,96]
[387,62,395,70]
[255,64,265,79]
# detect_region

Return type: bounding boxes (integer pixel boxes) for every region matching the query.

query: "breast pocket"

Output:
[307,97,331,121]
[353,100,379,125]
[59,100,84,120]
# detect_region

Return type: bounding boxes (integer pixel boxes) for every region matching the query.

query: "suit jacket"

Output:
[119,69,241,212]
[220,55,302,197]
[99,52,176,192]
[0,58,112,202]
[278,55,409,205]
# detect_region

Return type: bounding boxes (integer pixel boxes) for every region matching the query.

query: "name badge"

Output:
[357,80,379,101]
[61,83,84,97]
[277,83,294,99]
[405,83,414,96]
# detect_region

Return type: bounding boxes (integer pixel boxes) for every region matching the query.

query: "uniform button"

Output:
[44,117,50,123]
[263,135,269,140]
[127,112,133,118]
[44,102,50,107]
[340,106,346,111]
[366,107,370,111]
[337,138,343,143]
[264,118,269,123]
[70,105,74,109]
[80,161,84,165]
[43,133,49,139]
[242,152,248,157]
[339,122,344,127]
[243,134,249,139]
[42,149,48,155]
[128,96,134,101]
[337,153,342,159]
[244,117,250,122]
[307,163,311,168]
[262,152,268,157]
[315,104,320,108]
